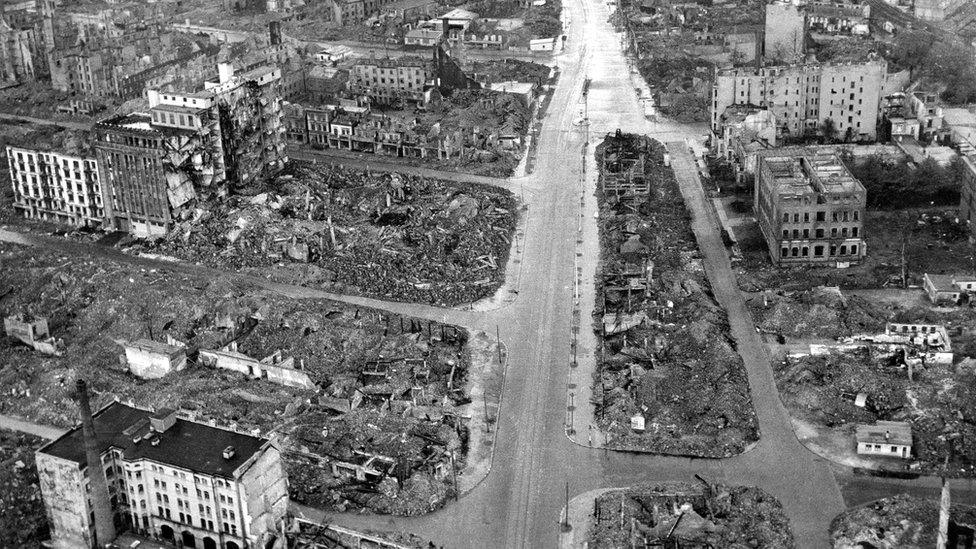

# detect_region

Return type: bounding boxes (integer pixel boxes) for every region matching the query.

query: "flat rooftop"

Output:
[39,401,267,479]
[761,153,864,195]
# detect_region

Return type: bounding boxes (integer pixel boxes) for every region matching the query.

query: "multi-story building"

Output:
[36,402,288,549]
[349,55,434,105]
[909,88,945,141]
[958,156,976,234]
[7,146,103,226]
[711,59,892,141]
[94,114,174,237]
[914,0,967,21]
[95,62,285,236]
[754,151,867,265]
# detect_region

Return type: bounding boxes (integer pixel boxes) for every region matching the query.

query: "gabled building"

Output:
[36,401,288,549]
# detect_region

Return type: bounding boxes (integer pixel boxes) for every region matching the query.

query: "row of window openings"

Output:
[154,507,237,535]
[865,444,904,453]
[784,210,859,223]
[782,244,859,258]
[783,226,858,239]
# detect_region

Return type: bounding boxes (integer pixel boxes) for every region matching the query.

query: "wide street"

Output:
[3,0,975,545]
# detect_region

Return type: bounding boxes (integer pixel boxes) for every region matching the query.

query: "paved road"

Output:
[287,147,516,191]
[0,414,66,440]
[0,112,91,131]
[8,0,976,546]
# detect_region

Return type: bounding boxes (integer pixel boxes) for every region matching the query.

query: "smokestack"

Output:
[76,379,117,546]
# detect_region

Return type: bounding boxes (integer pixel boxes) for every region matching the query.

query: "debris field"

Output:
[135,162,517,306]
[0,429,47,548]
[592,132,758,457]
[831,494,976,549]
[0,241,477,515]
[588,480,795,548]
[754,284,976,476]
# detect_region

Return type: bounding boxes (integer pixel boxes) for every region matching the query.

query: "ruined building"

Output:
[754,151,866,265]
[7,145,103,227]
[349,55,434,106]
[0,11,45,86]
[95,63,285,236]
[36,400,289,549]
[711,59,898,141]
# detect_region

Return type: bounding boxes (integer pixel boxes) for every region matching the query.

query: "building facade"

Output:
[36,402,289,549]
[95,63,285,236]
[711,59,890,141]
[754,151,867,265]
[7,145,103,226]
[349,56,434,105]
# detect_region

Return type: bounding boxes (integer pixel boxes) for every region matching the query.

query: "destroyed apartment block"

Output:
[840,322,954,366]
[601,132,652,204]
[119,337,187,379]
[93,63,286,237]
[198,340,316,390]
[3,315,64,356]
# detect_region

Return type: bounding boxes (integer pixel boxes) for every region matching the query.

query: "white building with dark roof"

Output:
[36,402,288,549]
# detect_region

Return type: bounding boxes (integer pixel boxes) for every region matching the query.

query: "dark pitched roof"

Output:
[39,402,268,479]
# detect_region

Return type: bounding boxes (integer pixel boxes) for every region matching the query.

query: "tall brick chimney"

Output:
[77,379,117,546]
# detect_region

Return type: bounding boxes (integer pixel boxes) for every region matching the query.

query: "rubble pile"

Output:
[0,429,47,548]
[831,494,976,548]
[776,348,976,476]
[0,242,474,514]
[751,287,889,339]
[592,132,758,457]
[138,162,517,305]
[588,481,795,548]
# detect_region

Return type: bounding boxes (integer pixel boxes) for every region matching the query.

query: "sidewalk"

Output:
[558,488,614,549]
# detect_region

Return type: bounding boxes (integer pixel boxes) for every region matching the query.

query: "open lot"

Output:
[591,133,758,457]
[0,242,480,515]
[588,481,794,548]
[134,162,517,306]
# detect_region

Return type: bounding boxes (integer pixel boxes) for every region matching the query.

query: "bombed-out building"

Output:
[711,59,892,141]
[754,151,867,265]
[36,398,289,549]
[95,62,285,236]
[7,145,103,227]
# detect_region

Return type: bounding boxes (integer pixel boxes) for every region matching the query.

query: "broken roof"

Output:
[39,401,269,478]
[856,421,912,446]
[124,338,185,358]
[760,152,864,196]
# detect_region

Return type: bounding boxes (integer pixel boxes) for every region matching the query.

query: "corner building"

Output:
[755,151,867,265]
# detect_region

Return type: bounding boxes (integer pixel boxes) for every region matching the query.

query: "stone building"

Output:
[914,0,967,21]
[95,63,285,236]
[349,55,434,106]
[36,402,288,549]
[754,151,867,265]
[7,145,103,227]
[711,59,895,141]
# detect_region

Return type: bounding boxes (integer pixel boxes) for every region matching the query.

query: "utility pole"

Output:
[483,391,490,433]
[496,325,502,363]
[562,481,571,532]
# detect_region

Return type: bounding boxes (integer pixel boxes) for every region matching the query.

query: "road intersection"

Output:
[3,0,976,545]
